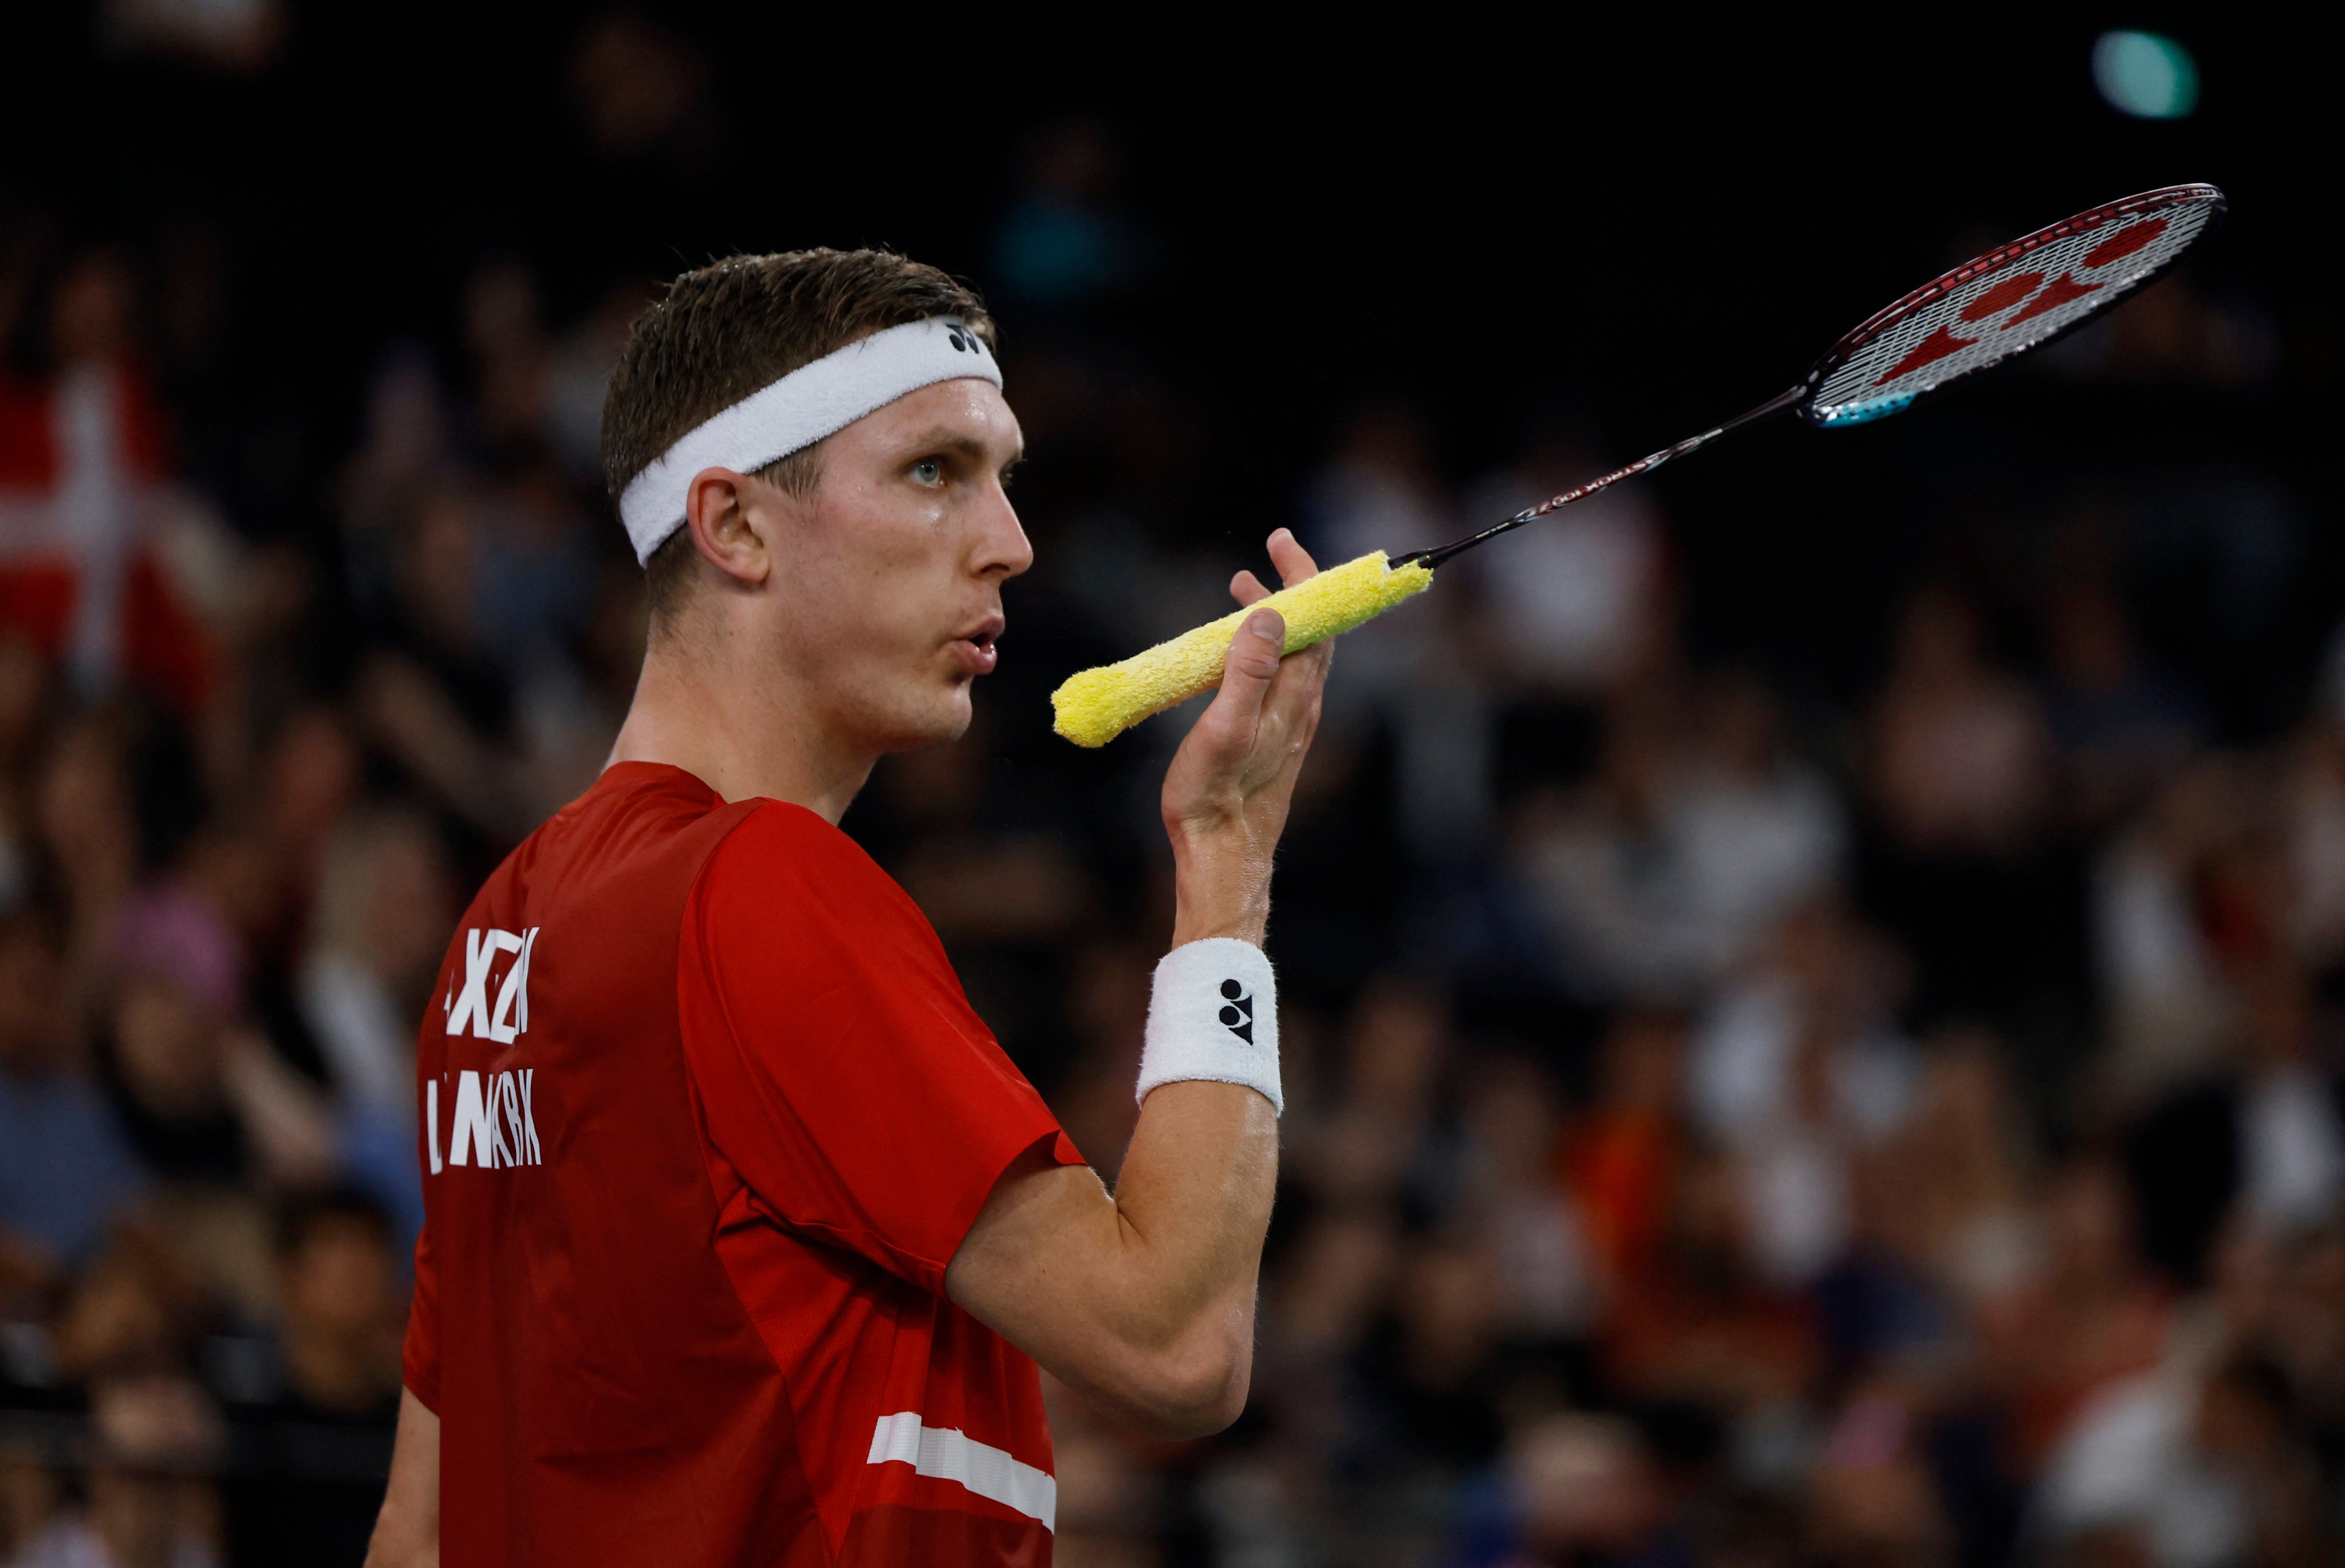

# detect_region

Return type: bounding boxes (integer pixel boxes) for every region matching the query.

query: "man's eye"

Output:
[911,459,945,486]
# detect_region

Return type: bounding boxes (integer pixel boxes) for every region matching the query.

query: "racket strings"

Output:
[1808,201,2218,422]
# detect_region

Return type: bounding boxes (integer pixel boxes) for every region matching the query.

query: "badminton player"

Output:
[363,249,1326,1567]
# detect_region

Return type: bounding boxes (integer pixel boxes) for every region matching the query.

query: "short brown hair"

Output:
[600,249,996,628]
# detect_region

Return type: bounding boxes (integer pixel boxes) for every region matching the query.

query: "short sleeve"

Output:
[677,802,1082,1293]
[401,1208,440,1412]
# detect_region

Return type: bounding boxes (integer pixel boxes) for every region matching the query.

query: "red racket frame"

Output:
[1398,184,2226,572]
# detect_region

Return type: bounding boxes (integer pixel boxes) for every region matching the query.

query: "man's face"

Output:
[754,377,1029,754]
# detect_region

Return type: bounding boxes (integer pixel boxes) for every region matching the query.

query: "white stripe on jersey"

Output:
[865,1412,1056,1531]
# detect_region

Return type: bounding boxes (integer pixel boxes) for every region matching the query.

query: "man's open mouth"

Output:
[950,617,1004,674]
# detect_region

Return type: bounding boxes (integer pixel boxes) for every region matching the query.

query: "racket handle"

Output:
[1051,550,1436,747]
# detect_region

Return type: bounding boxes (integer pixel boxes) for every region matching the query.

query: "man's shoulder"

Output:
[484,763,738,895]
[704,795,884,887]
[695,799,944,964]
[442,764,756,964]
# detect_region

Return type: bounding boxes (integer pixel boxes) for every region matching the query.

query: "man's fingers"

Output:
[1166,536,1332,840]
[1225,609,1285,682]
[1259,618,1331,741]
[1266,528,1319,589]
[1233,534,1322,610]
[1203,609,1285,743]
[1217,533,1329,756]
[1256,530,1333,711]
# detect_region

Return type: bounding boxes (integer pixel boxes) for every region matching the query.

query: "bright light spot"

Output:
[2093,30,2200,119]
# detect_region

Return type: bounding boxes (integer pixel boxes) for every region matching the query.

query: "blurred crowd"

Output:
[3,21,2342,1567]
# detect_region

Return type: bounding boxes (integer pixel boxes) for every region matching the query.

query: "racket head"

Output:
[1799,184,2225,427]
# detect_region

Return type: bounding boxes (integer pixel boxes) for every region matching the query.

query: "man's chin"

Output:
[873,685,975,754]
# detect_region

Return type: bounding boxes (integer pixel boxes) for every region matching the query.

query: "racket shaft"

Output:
[1411,384,1806,568]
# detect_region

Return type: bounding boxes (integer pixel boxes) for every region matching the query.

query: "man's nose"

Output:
[974,485,1033,580]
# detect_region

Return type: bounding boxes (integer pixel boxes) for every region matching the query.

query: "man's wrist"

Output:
[1169,840,1270,948]
[1172,905,1268,948]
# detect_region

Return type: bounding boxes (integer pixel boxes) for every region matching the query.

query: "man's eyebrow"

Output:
[902,428,1025,471]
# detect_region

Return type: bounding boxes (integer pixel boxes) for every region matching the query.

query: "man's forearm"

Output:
[365,1388,441,1568]
[945,1077,1277,1437]
[947,873,1280,1434]
[1098,1078,1279,1414]
[1084,844,1281,1422]
[949,530,1323,1434]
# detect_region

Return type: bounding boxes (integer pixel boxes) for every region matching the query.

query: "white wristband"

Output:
[1137,938,1281,1114]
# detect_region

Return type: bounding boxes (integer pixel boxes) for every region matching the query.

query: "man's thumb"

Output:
[1210,609,1286,728]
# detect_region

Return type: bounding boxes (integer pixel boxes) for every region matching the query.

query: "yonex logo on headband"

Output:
[616,316,1004,564]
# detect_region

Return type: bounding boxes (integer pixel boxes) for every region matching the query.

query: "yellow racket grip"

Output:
[1050,550,1435,747]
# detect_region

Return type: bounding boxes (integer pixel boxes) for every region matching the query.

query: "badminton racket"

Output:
[1051,183,2226,747]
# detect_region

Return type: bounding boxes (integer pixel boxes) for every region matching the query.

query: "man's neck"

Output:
[608,635,874,824]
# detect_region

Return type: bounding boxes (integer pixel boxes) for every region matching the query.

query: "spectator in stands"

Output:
[1980,1158,2172,1475]
[2094,758,2251,1103]
[2229,959,2345,1240]
[1865,585,2087,1036]
[294,810,448,1128]
[1290,980,1450,1212]
[1888,1029,2038,1310]
[1869,587,2050,857]
[1299,404,1492,860]
[0,250,210,711]
[0,639,46,916]
[2040,579,2204,833]
[1567,1008,1688,1304]
[1463,410,1669,700]
[1673,671,1847,964]
[1519,686,1714,1002]
[220,1189,403,1568]
[98,963,330,1196]
[292,808,451,1240]
[1601,1144,1823,1419]
[31,713,137,980]
[8,1374,222,1568]
[0,916,141,1298]
[2281,656,2345,975]
[1689,893,1917,1160]
[1453,1053,1597,1348]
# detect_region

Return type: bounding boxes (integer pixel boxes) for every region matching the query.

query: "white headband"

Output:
[616,315,1003,564]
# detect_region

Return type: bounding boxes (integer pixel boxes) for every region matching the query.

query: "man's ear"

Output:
[683,467,776,586]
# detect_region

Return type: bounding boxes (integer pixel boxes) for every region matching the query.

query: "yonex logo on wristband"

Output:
[1139,937,1280,1113]
[1217,978,1255,1043]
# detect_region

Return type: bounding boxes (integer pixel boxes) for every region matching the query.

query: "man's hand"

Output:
[1160,529,1331,948]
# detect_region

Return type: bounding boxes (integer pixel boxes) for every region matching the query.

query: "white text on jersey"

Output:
[427,1069,543,1173]
[445,925,539,1042]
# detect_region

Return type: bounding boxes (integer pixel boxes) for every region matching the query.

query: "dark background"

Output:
[3,6,2340,1566]
[6,7,2331,703]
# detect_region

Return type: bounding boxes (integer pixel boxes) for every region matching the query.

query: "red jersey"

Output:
[403,762,1082,1566]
